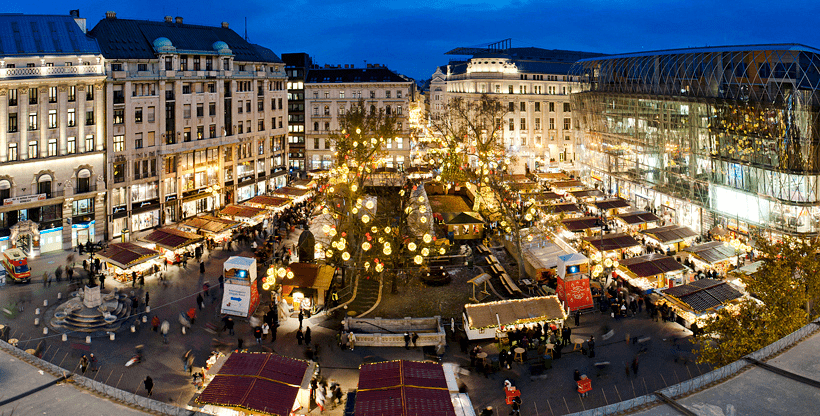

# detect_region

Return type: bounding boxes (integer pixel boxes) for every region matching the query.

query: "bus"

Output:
[2,249,31,283]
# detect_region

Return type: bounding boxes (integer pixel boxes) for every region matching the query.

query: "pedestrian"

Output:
[315,384,326,412]
[296,328,304,345]
[143,376,153,397]
[145,291,150,307]
[79,355,89,374]
[404,332,411,349]
[226,317,235,335]
[43,272,48,287]
[632,356,639,375]
[99,274,105,289]
[132,271,137,287]
[218,274,224,291]
[183,350,193,372]
[254,326,263,344]
[479,406,494,416]
[89,353,98,372]
[152,316,160,332]
[161,320,170,343]
[197,293,204,310]
[304,327,312,345]
[237,338,244,351]
[262,322,270,340]
[333,384,343,407]
[298,309,304,329]
[348,333,356,350]
[411,332,419,348]
[575,310,581,327]
[139,274,145,287]
[200,261,205,274]
[588,336,596,358]
[510,396,521,416]
[187,307,196,325]
[574,369,581,382]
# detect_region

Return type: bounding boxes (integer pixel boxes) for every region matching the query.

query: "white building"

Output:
[0,12,107,254]
[431,46,602,172]
[90,13,287,241]
[304,65,413,170]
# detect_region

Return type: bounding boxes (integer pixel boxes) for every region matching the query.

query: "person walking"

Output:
[254,326,263,344]
[79,355,89,374]
[183,350,193,372]
[296,328,304,345]
[161,320,170,344]
[510,396,521,416]
[151,316,160,332]
[411,332,419,348]
[262,322,270,340]
[315,384,326,412]
[298,309,304,329]
[304,327,312,346]
[631,356,639,376]
[145,291,150,307]
[196,294,204,310]
[226,317,235,335]
[404,332,411,349]
[348,333,356,350]
[587,336,596,358]
[89,354,98,372]
[143,376,154,397]
[574,310,581,327]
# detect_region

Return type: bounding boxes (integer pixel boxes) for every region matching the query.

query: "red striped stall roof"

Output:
[355,360,455,416]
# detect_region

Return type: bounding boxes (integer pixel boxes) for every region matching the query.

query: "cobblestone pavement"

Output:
[1,240,708,415]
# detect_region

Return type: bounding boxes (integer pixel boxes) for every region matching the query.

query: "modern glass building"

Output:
[570,44,820,237]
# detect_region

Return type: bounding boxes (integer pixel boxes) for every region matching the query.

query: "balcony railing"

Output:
[0,65,104,79]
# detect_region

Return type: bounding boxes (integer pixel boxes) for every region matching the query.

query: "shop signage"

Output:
[165,195,177,202]
[113,206,127,214]
[221,284,251,317]
[3,194,46,206]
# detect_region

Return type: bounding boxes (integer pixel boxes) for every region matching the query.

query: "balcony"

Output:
[0,65,104,79]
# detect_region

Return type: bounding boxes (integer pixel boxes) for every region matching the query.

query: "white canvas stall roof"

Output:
[522,240,570,271]
[224,256,256,270]
[465,296,566,330]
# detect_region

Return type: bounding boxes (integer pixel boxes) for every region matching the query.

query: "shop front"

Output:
[39,226,63,253]
[462,295,567,341]
[278,262,334,314]
[236,183,256,203]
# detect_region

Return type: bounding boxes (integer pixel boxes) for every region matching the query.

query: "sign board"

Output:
[4,194,46,206]
[222,284,252,317]
[557,275,594,312]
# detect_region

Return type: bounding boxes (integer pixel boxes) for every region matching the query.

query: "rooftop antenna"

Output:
[244,17,248,41]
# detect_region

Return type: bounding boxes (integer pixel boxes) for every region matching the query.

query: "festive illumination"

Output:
[322,224,331,234]
[408,242,417,251]
[375,263,384,272]
[414,255,423,264]
[342,252,351,261]
[362,242,371,251]
[362,214,371,224]
[604,258,613,268]
[366,200,375,209]
[423,234,432,243]
[421,247,430,256]
[439,247,446,255]
[383,245,392,255]
[277,267,287,278]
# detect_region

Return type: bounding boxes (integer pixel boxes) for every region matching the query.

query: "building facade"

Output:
[304,65,413,170]
[282,53,311,176]
[432,47,601,173]
[90,13,287,241]
[0,13,107,254]
[570,44,820,237]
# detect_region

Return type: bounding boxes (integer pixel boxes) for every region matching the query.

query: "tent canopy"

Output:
[272,186,311,199]
[562,216,601,232]
[663,279,743,312]
[355,360,454,416]
[569,189,604,199]
[139,227,203,250]
[465,296,566,330]
[641,224,698,244]
[245,195,292,210]
[181,215,240,234]
[617,211,660,225]
[682,241,737,264]
[584,232,640,252]
[595,198,631,211]
[98,242,159,270]
[219,204,266,219]
[282,262,334,290]
[553,180,584,189]
[443,211,484,225]
[549,203,581,214]
[619,253,685,277]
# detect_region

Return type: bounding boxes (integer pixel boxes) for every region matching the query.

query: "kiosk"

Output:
[221,256,259,318]
[556,253,593,311]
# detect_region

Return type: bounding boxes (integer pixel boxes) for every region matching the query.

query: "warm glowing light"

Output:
[408,242,417,251]
[365,200,375,209]
[342,252,351,261]
[375,263,384,272]
[277,268,287,278]
[414,255,423,264]
[362,215,371,223]
[421,247,430,256]
[362,242,371,251]
[423,234,432,243]
[383,245,392,255]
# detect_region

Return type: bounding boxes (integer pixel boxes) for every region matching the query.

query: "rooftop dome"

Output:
[213,41,231,53]
[153,37,175,52]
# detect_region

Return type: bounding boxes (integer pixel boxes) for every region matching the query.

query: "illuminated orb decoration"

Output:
[262,283,270,290]
[525,214,533,221]
[277,268,287,278]
[337,240,346,251]
[383,245,392,255]
[326,249,333,258]
[322,224,331,234]
[322,208,329,215]
[314,243,323,252]
[408,242,417,251]
[361,215,371,224]
[342,252,351,261]
[604,258,613,268]
[439,247,446,255]
[613,261,620,268]
[594,264,604,273]
[423,234,432,243]
[287,270,294,279]
[351,207,359,214]
[267,267,275,276]
[328,187,334,193]
[527,234,534,242]
[329,228,337,237]
[384,227,391,234]
[362,242,371,251]
[421,247,430,256]
[375,263,384,272]
[365,200,375,209]
[419,206,427,213]
[418,196,425,203]
[356,128,362,134]
[420,216,428,223]
[353,141,359,148]
[351,184,358,192]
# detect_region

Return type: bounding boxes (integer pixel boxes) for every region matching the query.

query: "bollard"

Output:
[43,299,48,307]
[182,326,187,335]
[86,336,91,344]
[34,318,40,326]
[142,316,147,323]
[145,306,150,313]
[62,334,67,342]
[43,327,48,335]
[131,325,136,333]
[35,308,40,315]
[109,333,115,341]
[57,292,62,300]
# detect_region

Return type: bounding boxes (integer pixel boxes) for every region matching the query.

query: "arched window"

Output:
[38,174,52,197]
[77,169,91,193]
[370,105,376,115]
[323,105,330,116]
[0,180,10,203]
[313,122,319,131]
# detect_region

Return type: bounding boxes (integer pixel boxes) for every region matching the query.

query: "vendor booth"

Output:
[355,360,472,416]
[139,227,203,265]
[552,180,585,192]
[562,216,602,233]
[640,224,698,252]
[180,215,241,242]
[594,198,631,216]
[568,189,605,201]
[196,352,315,416]
[271,186,312,203]
[583,233,640,258]
[218,204,266,225]
[244,195,292,213]
[97,242,160,283]
[548,202,582,215]
[518,238,572,284]
[463,296,567,341]
[221,256,259,318]
[681,241,740,275]
[443,212,484,240]
[556,253,593,311]
[659,278,744,328]
[616,253,688,291]
[279,262,334,314]
[615,211,660,231]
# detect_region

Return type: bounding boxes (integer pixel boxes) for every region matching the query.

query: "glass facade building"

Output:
[570,44,820,237]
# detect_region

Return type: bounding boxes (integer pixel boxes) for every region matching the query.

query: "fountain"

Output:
[49,285,134,333]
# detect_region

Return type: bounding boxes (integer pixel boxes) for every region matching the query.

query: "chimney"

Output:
[367,64,372,68]
[69,9,80,17]
[344,64,348,69]
[175,16,183,24]
[324,64,330,68]
[164,16,173,23]
[70,10,87,33]
[221,22,229,28]
[105,11,116,19]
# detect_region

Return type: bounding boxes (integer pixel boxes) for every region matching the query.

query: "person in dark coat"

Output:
[298,309,304,329]
[574,310,581,327]
[304,327,312,345]
[254,326,263,344]
[574,369,581,382]
[296,328,304,345]
[143,376,154,397]
[200,261,205,274]
[79,355,89,373]
[225,317,235,335]
[404,332,411,349]
[196,294,204,310]
[145,292,150,307]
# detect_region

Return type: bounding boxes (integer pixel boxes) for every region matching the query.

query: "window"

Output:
[183,104,191,119]
[324,138,330,149]
[135,132,143,149]
[134,107,143,123]
[397,90,402,98]
[138,63,148,71]
[396,137,403,149]
[385,90,391,98]
[223,58,230,71]
[207,83,215,93]
[37,175,51,197]
[112,108,124,124]
[113,162,125,183]
[549,102,554,112]
[563,103,571,112]
[534,102,540,112]
[313,122,319,131]
[28,141,39,158]
[193,56,200,71]
[209,124,216,138]
[508,118,514,131]
[258,119,264,131]
[209,102,216,116]
[535,118,541,130]
[196,104,204,118]
[397,122,402,130]
[565,135,571,141]
[180,56,188,71]
[8,143,18,161]
[29,88,38,104]
[85,135,94,152]
[47,139,57,156]
[339,91,345,99]
[86,110,94,125]
[237,122,243,134]
[8,89,17,106]
[509,102,514,112]
[48,110,57,129]
[549,118,555,130]
[563,118,571,130]
[278,116,282,129]
[67,137,76,154]
[205,57,213,71]
[184,127,191,142]
[48,87,57,103]
[67,109,75,127]
[182,83,191,94]
[397,105,402,115]
[113,135,125,152]
[508,85,514,94]
[86,85,94,101]
[324,122,330,131]
[28,112,38,130]
[147,107,155,123]
[8,113,17,132]
[520,102,526,112]
[520,118,526,130]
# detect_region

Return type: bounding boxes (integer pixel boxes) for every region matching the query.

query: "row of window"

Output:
[6,86,94,107]
[312,104,403,116]
[6,136,95,161]
[506,117,571,131]
[7,110,94,132]
[508,101,572,112]
[312,121,402,131]
[311,89,404,99]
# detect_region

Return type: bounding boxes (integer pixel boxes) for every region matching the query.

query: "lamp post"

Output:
[80,240,107,287]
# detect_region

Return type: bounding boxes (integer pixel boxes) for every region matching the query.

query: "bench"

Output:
[499,273,523,295]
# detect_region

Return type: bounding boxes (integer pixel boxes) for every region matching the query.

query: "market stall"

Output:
[244,195,292,213]
[139,227,203,265]
[278,262,334,314]
[593,198,632,216]
[97,242,160,283]
[681,241,740,275]
[218,204,266,226]
[659,278,744,328]
[615,253,688,292]
[568,189,605,202]
[546,202,582,216]
[583,233,641,258]
[355,360,470,416]
[561,216,603,233]
[443,212,485,240]
[615,211,660,231]
[271,186,312,203]
[180,215,241,243]
[196,352,315,416]
[640,224,698,252]
[556,253,593,311]
[552,180,585,192]
[462,296,567,340]
[221,256,259,318]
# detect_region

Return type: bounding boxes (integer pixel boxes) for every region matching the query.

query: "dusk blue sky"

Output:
[10,1,820,81]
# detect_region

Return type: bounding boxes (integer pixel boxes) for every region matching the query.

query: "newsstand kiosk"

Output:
[221,256,259,318]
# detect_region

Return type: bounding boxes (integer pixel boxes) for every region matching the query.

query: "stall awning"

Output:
[619,253,685,277]
[139,227,203,250]
[509,182,539,193]
[181,215,241,235]
[465,296,566,330]
[553,180,585,189]
[245,195,292,210]
[196,352,311,416]
[219,204,266,219]
[549,203,581,214]
[443,212,484,225]
[595,198,631,211]
[682,241,737,265]
[534,172,571,182]
[283,263,335,290]
[662,279,743,312]
[355,360,454,416]
[530,192,563,202]
[641,224,698,244]
[98,242,159,270]
[562,216,601,232]
[584,232,640,252]
[272,186,311,199]
[617,211,660,226]
[569,189,605,199]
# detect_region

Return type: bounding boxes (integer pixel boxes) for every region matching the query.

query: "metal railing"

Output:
[0,65,105,79]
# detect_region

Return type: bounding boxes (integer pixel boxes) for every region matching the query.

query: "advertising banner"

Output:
[566,278,594,311]
[222,284,251,317]
[556,276,566,302]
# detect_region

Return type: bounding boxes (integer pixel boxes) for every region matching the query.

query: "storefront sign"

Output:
[3,194,46,206]
[221,284,257,317]
[113,206,127,215]
[165,195,177,202]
